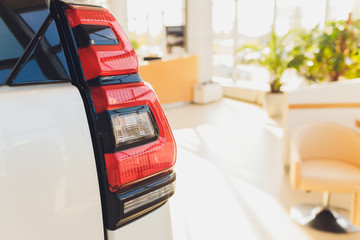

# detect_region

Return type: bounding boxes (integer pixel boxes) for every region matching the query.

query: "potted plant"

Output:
[286,27,323,83]
[238,31,292,117]
[288,15,360,83]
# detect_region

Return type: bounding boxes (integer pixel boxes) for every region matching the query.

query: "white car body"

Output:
[0,0,174,238]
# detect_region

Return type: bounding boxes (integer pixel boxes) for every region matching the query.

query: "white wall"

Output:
[108,0,129,35]
[186,0,213,83]
[74,0,128,34]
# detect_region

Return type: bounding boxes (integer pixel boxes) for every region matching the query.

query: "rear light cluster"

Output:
[64,3,176,228]
[91,82,176,191]
[92,83,176,226]
[65,5,138,80]
[124,182,176,214]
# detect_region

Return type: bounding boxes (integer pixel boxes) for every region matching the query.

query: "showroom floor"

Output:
[165,98,360,240]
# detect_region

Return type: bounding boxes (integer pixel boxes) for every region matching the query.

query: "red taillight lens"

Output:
[63,3,176,228]
[65,5,138,80]
[91,82,176,192]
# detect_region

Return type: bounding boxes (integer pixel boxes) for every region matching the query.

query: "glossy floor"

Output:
[165,98,360,240]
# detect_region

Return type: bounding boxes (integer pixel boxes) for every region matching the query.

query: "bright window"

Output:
[127,0,185,56]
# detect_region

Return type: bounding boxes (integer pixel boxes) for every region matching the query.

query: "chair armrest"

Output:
[351,186,360,227]
[289,140,302,190]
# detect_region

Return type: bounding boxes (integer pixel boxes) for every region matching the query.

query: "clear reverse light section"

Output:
[111,111,155,146]
[92,82,177,191]
[123,182,175,215]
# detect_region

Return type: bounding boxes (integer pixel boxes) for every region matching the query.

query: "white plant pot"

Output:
[264,92,284,118]
[193,82,223,104]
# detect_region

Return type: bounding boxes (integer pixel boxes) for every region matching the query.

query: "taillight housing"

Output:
[91,82,177,191]
[65,4,138,80]
[63,2,176,229]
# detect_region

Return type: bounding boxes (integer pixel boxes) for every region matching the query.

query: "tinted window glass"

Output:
[20,9,49,32]
[0,16,22,82]
[73,25,119,48]
[89,27,118,45]
[12,21,70,85]
[0,18,23,60]
[0,0,48,84]
[89,28,119,45]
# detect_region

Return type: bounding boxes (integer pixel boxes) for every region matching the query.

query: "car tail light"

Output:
[91,82,176,191]
[63,3,176,229]
[65,5,138,80]
[91,81,176,227]
[123,182,175,214]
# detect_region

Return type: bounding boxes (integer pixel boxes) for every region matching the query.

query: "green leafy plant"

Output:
[288,16,360,82]
[238,31,292,93]
[239,15,360,90]
[287,27,323,82]
[130,38,139,51]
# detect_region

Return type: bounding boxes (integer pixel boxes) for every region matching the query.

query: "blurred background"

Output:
[74,0,360,89]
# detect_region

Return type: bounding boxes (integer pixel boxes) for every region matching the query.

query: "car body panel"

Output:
[0,83,104,239]
[107,202,173,240]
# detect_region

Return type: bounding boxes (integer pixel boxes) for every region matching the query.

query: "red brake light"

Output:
[91,82,176,191]
[65,5,138,80]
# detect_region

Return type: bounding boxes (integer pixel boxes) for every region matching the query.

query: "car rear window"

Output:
[12,20,70,85]
[0,17,24,83]
[0,0,70,85]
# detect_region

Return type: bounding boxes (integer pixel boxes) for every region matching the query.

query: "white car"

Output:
[0,0,176,239]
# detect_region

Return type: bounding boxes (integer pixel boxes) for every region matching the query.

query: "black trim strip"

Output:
[66,3,104,8]
[0,58,18,70]
[9,80,70,87]
[116,171,176,227]
[87,74,142,87]
[5,15,53,85]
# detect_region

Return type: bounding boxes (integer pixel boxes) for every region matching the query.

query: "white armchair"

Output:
[290,122,360,233]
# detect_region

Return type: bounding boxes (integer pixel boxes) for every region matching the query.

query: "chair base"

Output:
[290,204,359,233]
